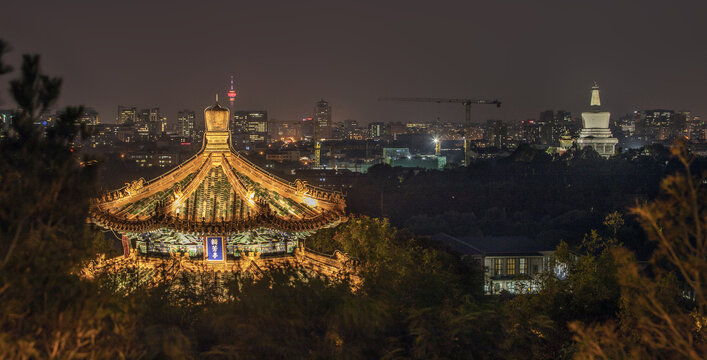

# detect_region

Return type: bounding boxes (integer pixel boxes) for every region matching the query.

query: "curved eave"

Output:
[89,204,346,236]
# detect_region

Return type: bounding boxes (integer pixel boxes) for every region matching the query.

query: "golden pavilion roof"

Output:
[90,100,346,236]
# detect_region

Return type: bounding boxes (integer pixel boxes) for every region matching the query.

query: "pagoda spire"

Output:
[590,81,601,108]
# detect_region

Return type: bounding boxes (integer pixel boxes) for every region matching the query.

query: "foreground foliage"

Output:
[0,45,138,358]
[570,144,706,359]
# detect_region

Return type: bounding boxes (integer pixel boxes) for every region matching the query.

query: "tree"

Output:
[505,226,622,359]
[571,142,706,359]
[0,42,138,358]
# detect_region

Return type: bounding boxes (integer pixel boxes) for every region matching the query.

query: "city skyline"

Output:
[1,1,706,124]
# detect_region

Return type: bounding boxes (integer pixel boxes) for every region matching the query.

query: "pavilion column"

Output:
[121,234,131,257]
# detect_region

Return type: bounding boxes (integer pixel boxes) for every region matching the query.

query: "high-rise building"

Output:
[685,112,704,142]
[177,110,196,139]
[149,108,159,123]
[149,109,162,139]
[301,117,314,140]
[117,106,137,124]
[557,111,579,138]
[672,112,688,140]
[313,99,332,140]
[521,119,542,144]
[537,110,573,145]
[576,83,617,157]
[136,107,162,140]
[80,108,100,126]
[343,119,359,139]
[638,109,674,143]
[332,121,346,139]
[233,110,268,145]
[159,116,168,133]
[538,110,555,145]
[137,107,160,124]
[487,119,507,148]
[617,113,637,138]
[368,122,385,139]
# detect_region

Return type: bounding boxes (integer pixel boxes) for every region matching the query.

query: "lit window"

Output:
[494,258,502,276]
[520,258,527,274]
[507,258,516,275]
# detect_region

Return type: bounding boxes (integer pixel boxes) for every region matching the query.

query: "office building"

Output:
[117,106,137,124]
[313,99,332,140]
[80,108,100,126]
[233,111,268,148]
[368,122,385,139]
[177,110,196,139]
[487,119,507,148]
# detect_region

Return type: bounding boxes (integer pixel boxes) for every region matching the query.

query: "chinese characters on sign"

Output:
[205,236,224,262]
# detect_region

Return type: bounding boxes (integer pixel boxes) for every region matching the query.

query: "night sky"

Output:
[2,0,706,125]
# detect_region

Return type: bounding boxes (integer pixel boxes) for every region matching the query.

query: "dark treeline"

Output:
[0,43,704,359]
[347,144,704,258]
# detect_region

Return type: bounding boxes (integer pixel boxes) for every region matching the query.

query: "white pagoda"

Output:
[576,82,618,158]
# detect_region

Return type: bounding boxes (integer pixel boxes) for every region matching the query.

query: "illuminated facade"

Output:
[431,233,556,295]
[81,108,100,126]
[90,99,347,270]
[117,106,137,125]
[177,110,196,139]
[233,111,268,143]
[368,122,385,139]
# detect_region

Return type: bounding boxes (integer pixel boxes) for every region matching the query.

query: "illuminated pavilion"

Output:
[89,97,351,274]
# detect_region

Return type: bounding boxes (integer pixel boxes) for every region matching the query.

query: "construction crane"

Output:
[378,97,502,165]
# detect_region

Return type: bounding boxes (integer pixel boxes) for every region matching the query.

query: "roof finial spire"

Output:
[216,93,219,103]
[590,82,601,108]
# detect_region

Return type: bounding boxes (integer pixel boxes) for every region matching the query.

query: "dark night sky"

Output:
[2,0,706,125]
